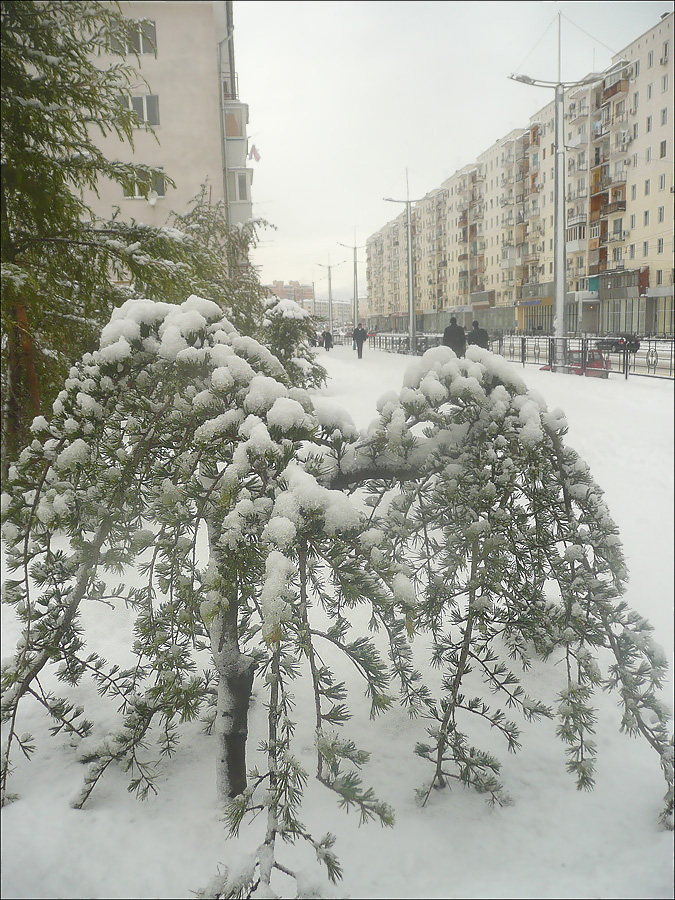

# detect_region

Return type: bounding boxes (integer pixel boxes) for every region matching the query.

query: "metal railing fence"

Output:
[369,333,674,380]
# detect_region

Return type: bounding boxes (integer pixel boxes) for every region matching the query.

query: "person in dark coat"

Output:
[352,323,368,359]
[466,320,490,350]
[321,329,333,351]
[442,317,466,357]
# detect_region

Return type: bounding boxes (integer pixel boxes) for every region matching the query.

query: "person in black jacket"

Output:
[321,329,333,351]
[352,323,368,359]
[442,317,466,357]
[466,320,490,350]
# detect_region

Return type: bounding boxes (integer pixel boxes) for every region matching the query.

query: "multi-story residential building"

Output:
[267,280,315,307]
[367,11,673,337]
[83,1,253,230]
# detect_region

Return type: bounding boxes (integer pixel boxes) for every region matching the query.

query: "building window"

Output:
[663,74,669,92]
[648,50,654,67]
[111,19,156,54]
[634,60,641,77]
[633,123,639,139]
[645,179,650,195]
[657,269,663,285]
[123,169,165,199]
[658,206,665,223]
[662,107,668,126]
[644,211,650,226]
[118,94,160,126]
[657,238,664,254]
[659,173,666,190]
[648,83,653,100]
[646,147,652,162]
[225,107,244,137]
[631,185,637,201]
[643,241,649,256]
[227,171,249,202]
[660,140,667,158]
[646,115,653,132]
[630,214,636,229]
[629,244,635,259]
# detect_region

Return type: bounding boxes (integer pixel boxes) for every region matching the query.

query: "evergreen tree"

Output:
[0,1,269,475]
[1,315,671,895]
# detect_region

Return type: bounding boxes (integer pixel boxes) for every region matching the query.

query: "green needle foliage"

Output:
[0,1,272,474]
[1,314,672,897]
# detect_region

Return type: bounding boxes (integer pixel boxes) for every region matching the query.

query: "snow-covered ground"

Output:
[2,344,673,900]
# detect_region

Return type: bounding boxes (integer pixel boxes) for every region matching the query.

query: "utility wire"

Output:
[561,12,619,59]
[512,13,558,76]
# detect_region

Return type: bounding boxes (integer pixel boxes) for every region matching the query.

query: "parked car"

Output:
[540,348,611,377]
[595,334,641,353]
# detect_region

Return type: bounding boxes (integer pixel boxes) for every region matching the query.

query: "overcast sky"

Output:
[233,1,672,303]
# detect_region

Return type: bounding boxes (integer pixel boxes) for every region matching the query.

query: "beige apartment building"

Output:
[367,11,673,337]
[83,1,253,229]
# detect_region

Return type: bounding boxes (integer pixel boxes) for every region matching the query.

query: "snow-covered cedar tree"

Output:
[0,2,271,475]
[0,296,402,896]
[262,296,328,391]
[336,344,672,826]
[1,312,672,898]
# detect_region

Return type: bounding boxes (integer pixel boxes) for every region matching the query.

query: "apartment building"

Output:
[367,11,673,336]
[267,280,315,306]
[83,1,253,229]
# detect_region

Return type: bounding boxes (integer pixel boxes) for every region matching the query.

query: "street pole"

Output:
[317,259,344,334]
[338,237,365,327]
[385,174,425,354]
[509,21,620,371]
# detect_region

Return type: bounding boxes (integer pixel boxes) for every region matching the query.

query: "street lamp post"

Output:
[316,258,344,334]
[338,238,365,327]
[385,174,425,353]
[509,14,622,369]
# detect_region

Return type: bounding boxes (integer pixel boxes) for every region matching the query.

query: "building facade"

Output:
[84,1,253,229]
[367,12,674,336]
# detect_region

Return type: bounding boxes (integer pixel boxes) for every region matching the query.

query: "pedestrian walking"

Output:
[352,323,368,359]
[442,317,466,357]
[321,329,333,351]
[466,320,490,350]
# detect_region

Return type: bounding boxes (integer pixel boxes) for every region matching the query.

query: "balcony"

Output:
[567,212,587,227]
[602,78,629,102]
[567,104,589,121]
[591,177,612,195]
[601,230,629,244]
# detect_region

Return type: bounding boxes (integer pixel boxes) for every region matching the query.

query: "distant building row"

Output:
[265,281,353,326]
[366,12,674,336]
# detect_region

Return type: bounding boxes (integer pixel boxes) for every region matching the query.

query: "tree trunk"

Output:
[2,303,41,481]
[212,627,256,801]
[205,513,255,802]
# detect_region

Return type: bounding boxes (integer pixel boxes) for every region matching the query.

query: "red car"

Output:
[540,349,611,377]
